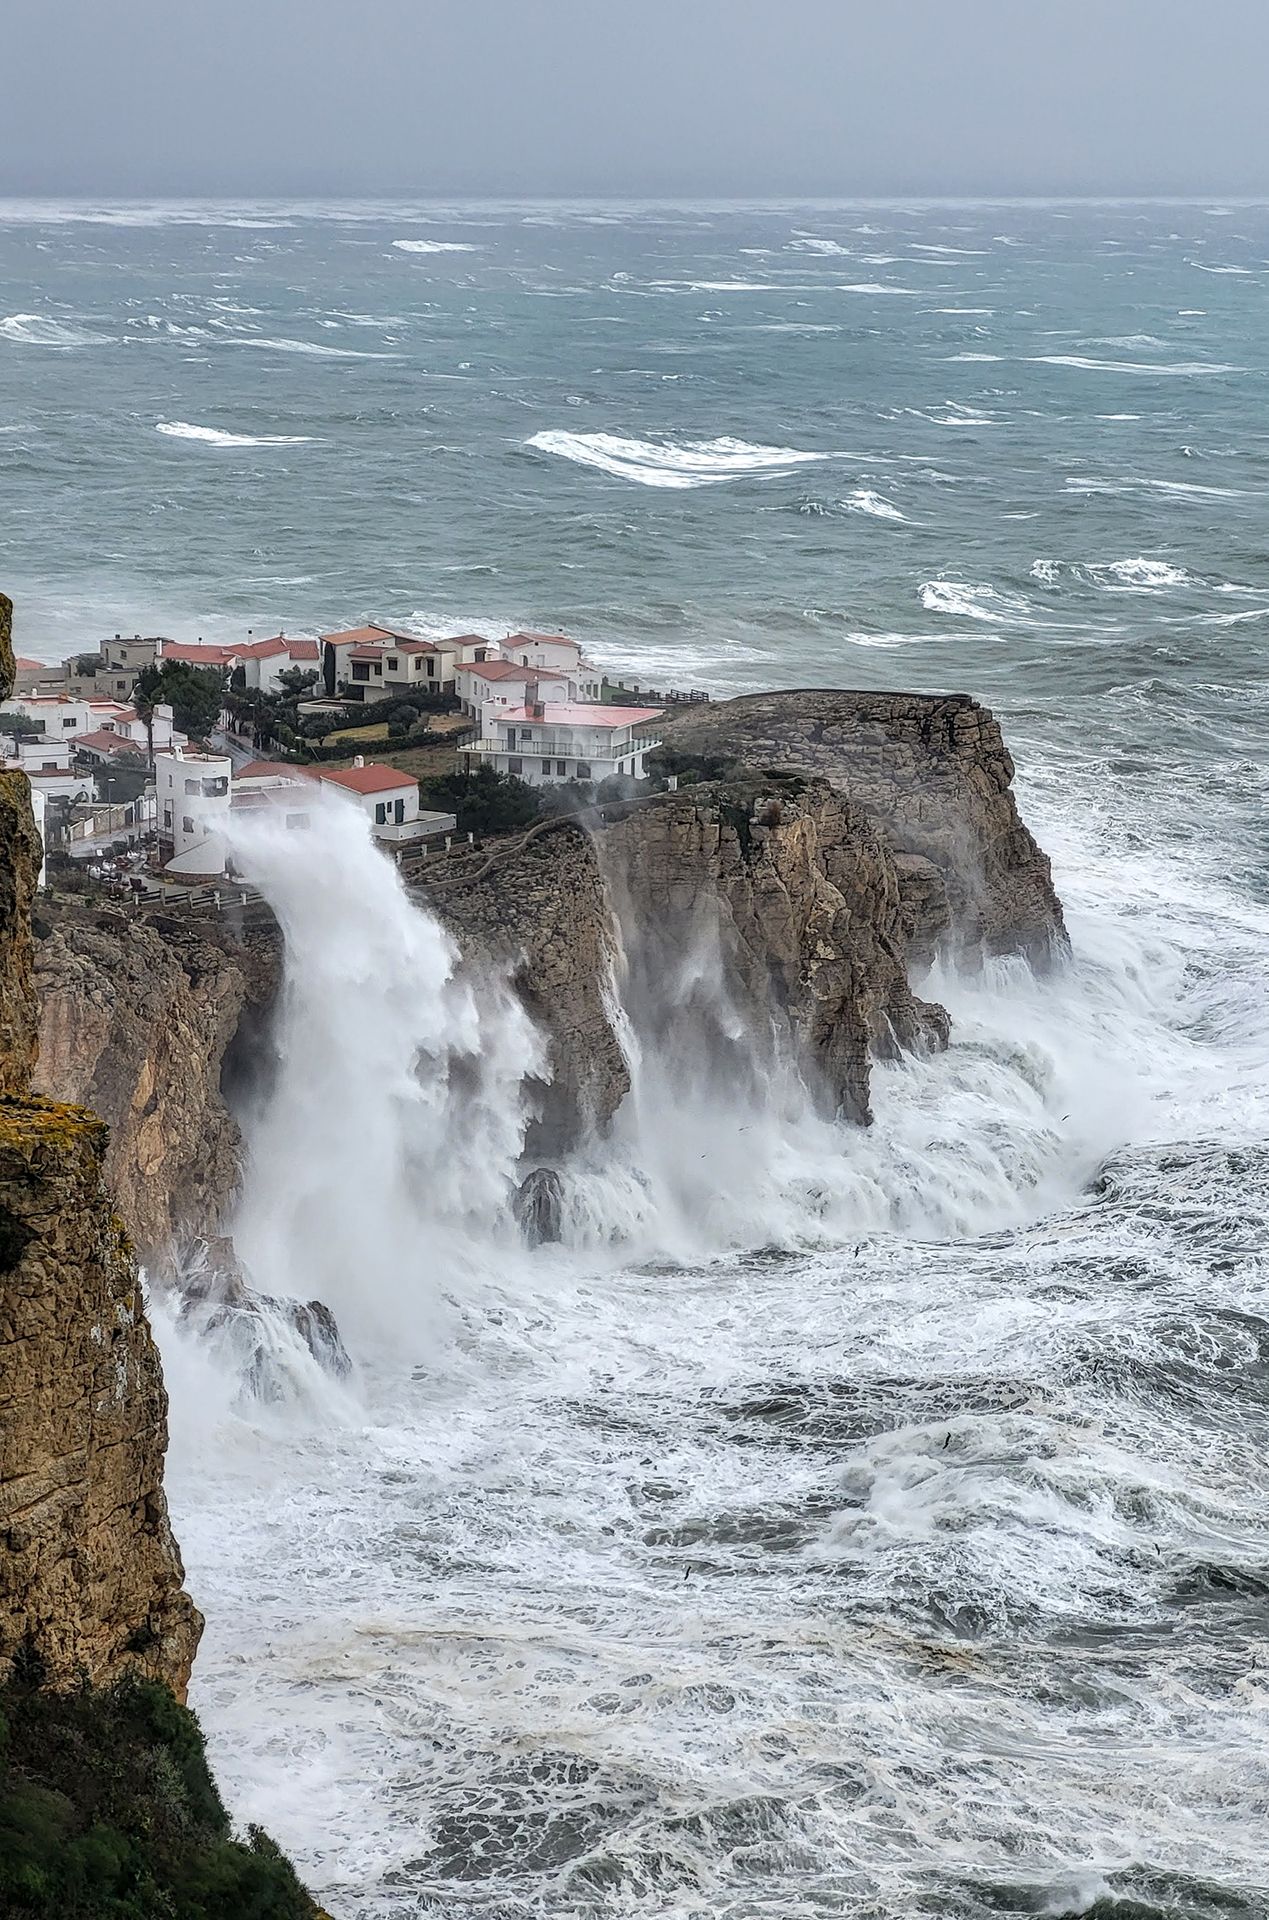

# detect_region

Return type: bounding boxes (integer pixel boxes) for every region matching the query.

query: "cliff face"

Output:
[33,910,252,1262]
[0,591,201,1698]
[659,690,1066,966]
[423,819,631,1152]
[602,776,949,1124]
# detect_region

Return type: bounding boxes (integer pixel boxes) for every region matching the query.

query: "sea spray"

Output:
[222,794,543,1355]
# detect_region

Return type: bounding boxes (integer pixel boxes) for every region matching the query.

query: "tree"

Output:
[136,661,224,744]
[275,666,319,698]
[420,765,541,836]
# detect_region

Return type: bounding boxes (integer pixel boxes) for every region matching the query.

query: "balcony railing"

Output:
[461,733,661,762]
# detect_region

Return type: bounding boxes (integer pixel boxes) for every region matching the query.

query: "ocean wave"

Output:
[787,236,851,255]
[1191,262,1253,274]
[1088,558,1194,591]
[391,238,481,253]
[0,312,112,348]
[844,489,906,521]
[1030,354,1242,376]
[920,579,1035,623]
[223,335,400,359]
[838,281,922,295]
[526,431,831,488]
[156,421,315,447]
[945,351,1003,362]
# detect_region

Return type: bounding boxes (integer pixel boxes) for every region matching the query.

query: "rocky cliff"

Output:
[0,591,201,1698]
[32,908,257,1262]
[657,689,1066,966]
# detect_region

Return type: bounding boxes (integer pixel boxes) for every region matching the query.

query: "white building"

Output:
[319,625,469,705]
[235,633,322,695]
[155,747,233,876]
[503,631,602,700]
[0,734,94,805]
[454,662,572,735]
[314,760,456,845]
[463,702,663,786]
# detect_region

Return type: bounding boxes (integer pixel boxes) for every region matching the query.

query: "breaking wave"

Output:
[1029,353,1243,376]
[156,421,315,447]
[0,312,112,348]
[920,579,1037,622]
[527,431,832,488]
[391,238,481,253]
[223,336,400,359]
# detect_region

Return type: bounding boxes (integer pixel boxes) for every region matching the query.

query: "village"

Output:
[2,622,706,894]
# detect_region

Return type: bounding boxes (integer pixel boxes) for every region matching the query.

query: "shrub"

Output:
[0,1675,319,1918]
[420,765,542,836]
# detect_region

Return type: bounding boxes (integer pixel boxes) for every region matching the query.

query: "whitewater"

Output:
[3,196,1268,1918]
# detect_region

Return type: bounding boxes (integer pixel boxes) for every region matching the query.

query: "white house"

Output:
[235,634,322,695]
[3,694,96,736]
[0,733,95,805]
[155,746,233,876]
[320,625,463,704]
[463,702,663,786]
[503,631,601,700]
[317,759,457,847]
[454,662,572,735]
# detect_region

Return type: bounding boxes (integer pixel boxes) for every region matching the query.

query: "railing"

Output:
[461,733,662,762]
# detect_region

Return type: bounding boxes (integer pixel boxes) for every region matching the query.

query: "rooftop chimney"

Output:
[353,754,365,768]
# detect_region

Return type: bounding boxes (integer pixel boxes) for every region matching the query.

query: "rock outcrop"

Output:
[32,908,256,1261]
[601,774,949,1124]
[421,819,632,1152]
[0,591,201,1697]
[657,689,1066,966]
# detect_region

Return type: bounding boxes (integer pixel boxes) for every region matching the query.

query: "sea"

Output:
[3,198,1269,1920]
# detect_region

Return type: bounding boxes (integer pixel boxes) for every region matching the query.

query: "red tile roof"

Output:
[237,634,322,661]
[160,642,238,667]
[459,661,565,683]
[505,631,583,652]
[74,729,146,756]
[319,764,416,797]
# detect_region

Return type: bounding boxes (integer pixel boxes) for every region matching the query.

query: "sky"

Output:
[3,0,1267,199]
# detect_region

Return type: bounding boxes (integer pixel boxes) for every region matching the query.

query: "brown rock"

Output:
[0,1097,202,1694]
[659,688,1066,965]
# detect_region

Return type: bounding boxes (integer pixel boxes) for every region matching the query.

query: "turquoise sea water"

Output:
[6,201,1269,1919]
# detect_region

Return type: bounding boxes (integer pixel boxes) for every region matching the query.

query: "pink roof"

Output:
[498,704,662,728]
[286,639,320,661]
[74,729,145,755]
[319,764,416,797]
[161,642,238,667]
[15,656,44,669]
[237,634,322,661]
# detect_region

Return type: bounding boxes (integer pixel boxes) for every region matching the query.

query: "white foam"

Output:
[0,312,111,348]
[838,281,922,295]
[945,351,1003,362]
[1191,262,1253,274]
[223,336,400,359]
[391,238,481,253]
[844,489,906,521]
[526,431,831,489]
[156,421,315,447]
[1090,558,1193,590]
[920,579,1035,622]
[1030,353,1242,376]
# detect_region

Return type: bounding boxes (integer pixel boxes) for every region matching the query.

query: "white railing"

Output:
[461,733,661,762]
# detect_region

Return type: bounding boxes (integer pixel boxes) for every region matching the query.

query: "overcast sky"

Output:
[3,0,1267,198]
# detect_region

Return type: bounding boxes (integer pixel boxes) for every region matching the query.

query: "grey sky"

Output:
[3,0,1267,198]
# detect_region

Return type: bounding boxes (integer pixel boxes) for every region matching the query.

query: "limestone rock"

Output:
[514,1167,565,1245]
[0,1098,202,1694]
[658,689,1066,964]
[602,775,949,1124]
[33,907,259,1260]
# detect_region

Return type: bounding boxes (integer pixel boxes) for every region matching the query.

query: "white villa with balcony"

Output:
[463,702,664,787]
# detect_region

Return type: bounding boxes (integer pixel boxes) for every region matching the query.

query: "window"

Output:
[541,758,552,774]
[426,659,436,676]
[373,661,383,676]
[394,798,405,824]
[556,761,567,777]
[202,776,227,797]
[62,717,77,729]
[185,779,199,794]
[386,656,399,672]
[162,805,172,829]
[286,812,310,830]
[374,802,387,825]
[508,755,523,775]
[576,762,591,780]
[351,662,369,681]
[181,815,194,834]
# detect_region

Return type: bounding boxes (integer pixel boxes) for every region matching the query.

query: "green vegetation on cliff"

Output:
[0,1676,322,1919]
